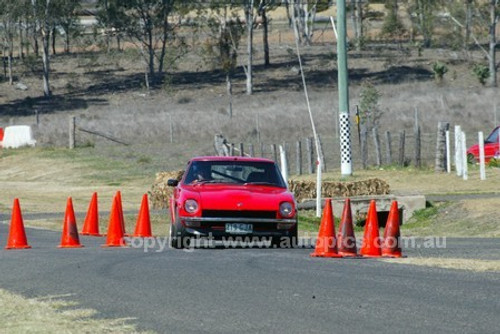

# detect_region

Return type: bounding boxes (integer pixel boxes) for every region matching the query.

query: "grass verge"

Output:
[380,258,500,272]
[0,289,151,333]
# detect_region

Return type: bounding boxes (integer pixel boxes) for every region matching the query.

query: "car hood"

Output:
[187,185,293,211]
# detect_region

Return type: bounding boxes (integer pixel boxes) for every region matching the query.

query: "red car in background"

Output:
[467,126,500,163]
[167,156,298,249]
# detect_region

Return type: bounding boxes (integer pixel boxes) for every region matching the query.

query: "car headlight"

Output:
[184,199,199,214]
[279,202,294,218]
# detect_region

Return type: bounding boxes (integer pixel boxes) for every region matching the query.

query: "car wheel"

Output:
[170,221,190,249]
[272,225,298,248]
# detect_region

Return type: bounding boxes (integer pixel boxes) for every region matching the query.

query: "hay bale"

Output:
[288,178,390,202]
[149,170,184,209]
[150,172,389,208]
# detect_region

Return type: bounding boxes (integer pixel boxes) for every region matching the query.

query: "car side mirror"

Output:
[167,179,179,187]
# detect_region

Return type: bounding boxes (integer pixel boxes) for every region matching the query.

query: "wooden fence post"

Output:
[318,135,327,172]
[249,143,254,157]
[230,143,235,156]
[239,143,244,157]
[415,125,421,168]
[385,131,392,164]
[306,137,314,174]
[260,142,264,158]
[372,127,381,167]
[34,110,39,127]
[361,127,368,169]
[169,113,173,143]
[435,121,449,172]
[69,116,76,149]
[296,140,302,175]
[272,144,277,162]
[398,130,405,166]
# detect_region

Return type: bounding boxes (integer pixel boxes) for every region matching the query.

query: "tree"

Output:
[487,0,498,86]
[53,0,80,53]
[381,0,406,41]
[350,0,366,50]
[97,0,188,84]
[446,1,498,86]
[30,0,58,97]
[0,0,21,85]
[408,0,440,48]
[201,1,244,117]
[244,0,255,95]
[290,0,329,46]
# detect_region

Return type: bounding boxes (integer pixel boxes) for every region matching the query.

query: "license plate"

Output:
[225,223,253,234]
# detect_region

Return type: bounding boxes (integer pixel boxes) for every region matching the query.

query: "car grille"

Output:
[202,210,276,219]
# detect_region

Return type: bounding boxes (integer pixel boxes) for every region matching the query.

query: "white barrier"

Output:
[454,125,462,176]
[461,132,468,180]
[1,125,36,148]
[479,131,486,180]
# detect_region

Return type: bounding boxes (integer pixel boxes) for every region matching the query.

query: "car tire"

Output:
[170,222,190,249]
[272,224,298,248]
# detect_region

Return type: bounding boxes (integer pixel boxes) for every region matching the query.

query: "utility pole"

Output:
[337,0,353,176]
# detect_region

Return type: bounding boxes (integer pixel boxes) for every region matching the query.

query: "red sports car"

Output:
[467,126,500,163]
[167,156,298,249]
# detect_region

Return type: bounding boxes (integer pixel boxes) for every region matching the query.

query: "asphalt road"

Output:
[0,223,499,334]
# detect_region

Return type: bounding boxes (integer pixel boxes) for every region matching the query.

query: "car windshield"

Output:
[485,127,499,143]
[183,160,287,188]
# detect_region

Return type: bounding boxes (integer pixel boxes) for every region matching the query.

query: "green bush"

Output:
[472,64,490,85]
[432,61,448,82]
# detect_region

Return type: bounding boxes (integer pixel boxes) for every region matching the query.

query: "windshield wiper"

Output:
[243,181,278,186]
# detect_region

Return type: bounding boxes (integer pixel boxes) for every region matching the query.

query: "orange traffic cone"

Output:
[311,199,342,258]
[360,200,382,258]
[59,197,83,248]
[133,194,153,237]
[382,201,403,258]
[81,192,102,236]
[337,198,358,257]
[115,191,129,237]
[102,196,127,247]
[5,199,31,249]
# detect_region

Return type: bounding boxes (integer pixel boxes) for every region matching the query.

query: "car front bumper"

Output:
[178,216,297,239]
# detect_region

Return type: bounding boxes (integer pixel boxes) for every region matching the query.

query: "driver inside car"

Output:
[191,166,212,183]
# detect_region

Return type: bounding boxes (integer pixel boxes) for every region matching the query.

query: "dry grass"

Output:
[0,289,150,333]
[381,257,500,272]
[296,166,500,196]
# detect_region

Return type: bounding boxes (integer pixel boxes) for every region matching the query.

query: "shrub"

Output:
[472,64,490,85]
[432,61,448,83]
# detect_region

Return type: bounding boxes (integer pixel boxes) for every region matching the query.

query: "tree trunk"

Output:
[262,7,270,66]
[464,0,473,53]
[41,27,51,97]
[158,10,169,74]
[351,0,358,45]
[303,3,311,45]
[284,0,292,27]
[8,48,13,85]
[417,0,432,48]
[18,21,24,59]
[245,0,254,95]
[33,27,39,56]
[488,0,498,87]
[51,26,56,55]
[291,0,301,44]
[147,25,155,79]
[227,74,233,118]
[356,0,363,50]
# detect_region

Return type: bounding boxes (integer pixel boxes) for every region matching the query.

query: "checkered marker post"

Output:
[339,113,352,175]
